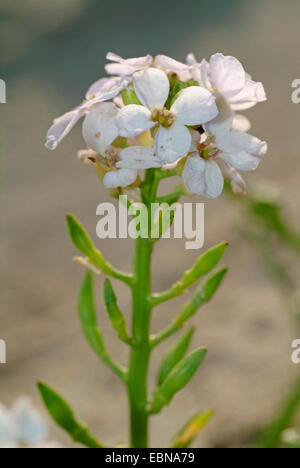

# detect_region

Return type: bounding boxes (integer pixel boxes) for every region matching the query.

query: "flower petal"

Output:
[182,154,224,198]
[155,123,191,163]
[86,76,120,100]
[230,79,267,110]
[171,86,218,126]
[209,53,246,99]
[45,106,86,150]
[103,168,138,188]
[183,153,206,195]
[220,151,261,171]
[232,114,251,132]
[220,130,268,156]
[218,159,246,194]
[204,160,224,198]
[117,104,154,137]
[82,102,119,154]
[10,398,48,445]
[117,146,162,170]
[203,95,233,136]
[133,68,169,109]
[155,55,189,71]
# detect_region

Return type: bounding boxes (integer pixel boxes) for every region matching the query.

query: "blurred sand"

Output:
[1,0,300,447]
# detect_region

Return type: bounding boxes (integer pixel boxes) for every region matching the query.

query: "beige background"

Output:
[1,0,300,447]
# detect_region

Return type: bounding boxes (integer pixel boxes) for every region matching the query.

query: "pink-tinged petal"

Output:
[186,52,197,66]
[106,52,123,62]
[105,63,137,76]
[155,55,189,71]
[82,103,119,155]
[204,160,224,198]
[203,95,233,136]
[103,168,138,188]
[117,104,154,137]
[209,53,246,99]
[232,114,251,132]
[87,78,129,104]
[133,68,169,109]
[45,106,86,150]
[126,55,153,67]
[117,146,161,170]
[86,76,120,100]
[230,79,267,110]
[155,123,191,163]
[220,151,261,171]
[172,86,218,126]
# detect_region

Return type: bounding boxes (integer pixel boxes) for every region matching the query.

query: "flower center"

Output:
[197,138,219,160]
[151,107,175,128]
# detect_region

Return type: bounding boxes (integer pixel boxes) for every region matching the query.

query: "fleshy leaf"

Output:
[172,410,213,448]
[79,272,127,382]
[157,328,195,386]
[38,382,104,448]
[104,278,132,345]
[149,348,207,414]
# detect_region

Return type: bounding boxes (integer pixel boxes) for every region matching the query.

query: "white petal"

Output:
[133,68,169,109]
[45,106,86,150]
[230,79,267,110]
[232,114,251,132]
[125,55,153,67]
[183,153,206,195]
[220,151,261,171]
[103,168,138,188]
[82,102,118,154]
[155,123,191,163]
[86,77,120,100]
[218,159,246,194]
[189,129,202,151]
[155,55,189,71]
[204,160,224,198]
[225,130,268,156]
[87,78,129,104]
[209,53,246,98]
[203,95,233,136]
[182,154,224,198]
[171,86,218,125]
[117,146,162,170]
[171,86,218,126]
[105,63,136,76]
[186,52,197,66]
[106,52,123,62]
[10,398,48,445]
[117,104,154,137]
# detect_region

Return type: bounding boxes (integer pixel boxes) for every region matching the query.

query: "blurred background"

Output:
[1,0,300,448]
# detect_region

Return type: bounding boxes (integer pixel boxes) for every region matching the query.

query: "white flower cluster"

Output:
[0,397,62,448]
[46,52,267,198]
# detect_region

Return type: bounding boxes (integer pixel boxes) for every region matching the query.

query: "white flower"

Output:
[182,106,267,199]
[45,77,128,150]
[117,68,218,164]
[0,398,52,448]
[105,52,153,78]
[191,53,266,110]
[103,145,162,189]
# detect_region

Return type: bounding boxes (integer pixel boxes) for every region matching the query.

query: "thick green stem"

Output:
[128,237,153,447]
[127,169,158,448]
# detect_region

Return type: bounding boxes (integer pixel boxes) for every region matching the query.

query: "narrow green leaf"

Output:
[66,214,133,286]
[157,328,195,386]
[151,242,228,306]
[38,382,104,448]
[149,348,207,414]
[79,272,106,356]
[172,410,213,448]
[176,268,228,327]
[104,279,132,345]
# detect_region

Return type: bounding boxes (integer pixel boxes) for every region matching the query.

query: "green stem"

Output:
[127,169,158,448]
